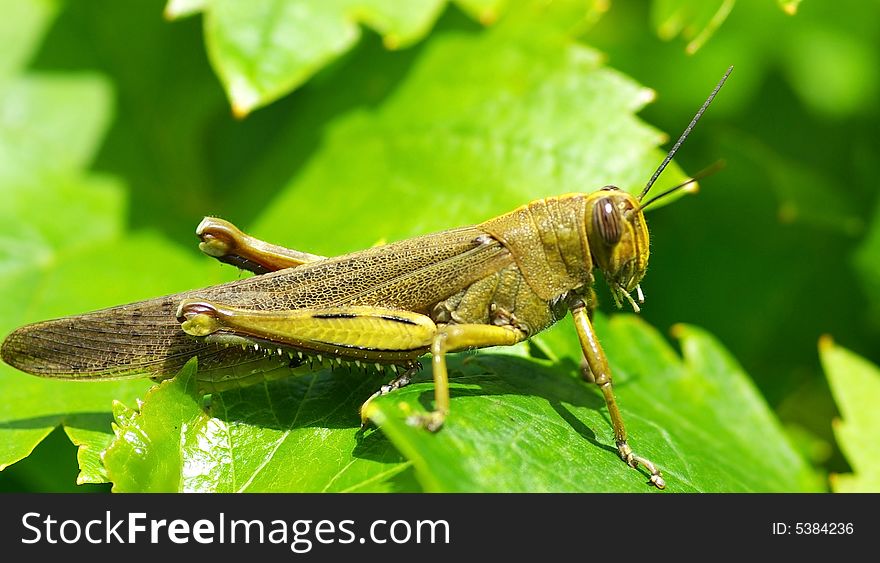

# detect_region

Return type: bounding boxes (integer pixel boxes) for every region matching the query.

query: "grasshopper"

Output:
[1,68,731,489]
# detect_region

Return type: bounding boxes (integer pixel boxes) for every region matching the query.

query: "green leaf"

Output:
[651,0,735,54]
[193,0,511,115]
[369,316,820,491]
[104,360,204,491]
[103,359,414,492]
[819,337,880,493]
[0,74,113,183]
[63,415,115,485]
[253,2,686,254]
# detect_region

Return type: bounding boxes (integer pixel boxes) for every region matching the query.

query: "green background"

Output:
[1,0,878,492]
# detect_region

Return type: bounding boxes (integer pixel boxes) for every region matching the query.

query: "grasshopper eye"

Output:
[592,197,622,245]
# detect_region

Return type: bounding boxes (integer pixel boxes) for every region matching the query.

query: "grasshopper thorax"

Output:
[584,186,649,312]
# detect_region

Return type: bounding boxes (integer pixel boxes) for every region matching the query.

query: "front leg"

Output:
[570,302,666,489]
[196,217,325,274]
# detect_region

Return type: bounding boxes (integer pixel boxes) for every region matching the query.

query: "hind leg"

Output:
[196,217,325,274]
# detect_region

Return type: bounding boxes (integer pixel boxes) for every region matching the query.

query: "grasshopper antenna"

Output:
[638,159,726,211]
[638,66,733,202]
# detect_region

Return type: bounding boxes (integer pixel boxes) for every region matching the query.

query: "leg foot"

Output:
[617,441,666,489]
[360,366,417,428]
[406,410,446,432]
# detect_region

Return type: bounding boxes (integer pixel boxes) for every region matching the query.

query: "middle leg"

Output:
[359,363,420,427]
[407,323,526,431]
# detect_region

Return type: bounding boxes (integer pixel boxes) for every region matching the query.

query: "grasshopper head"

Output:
[585,186,649,312]
[578,67,732,313]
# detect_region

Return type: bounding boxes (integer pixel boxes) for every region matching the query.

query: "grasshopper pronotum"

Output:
[1,68,731,489]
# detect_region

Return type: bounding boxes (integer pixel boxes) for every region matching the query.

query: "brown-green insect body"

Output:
[0,225,508,383]
[0,191,647,387]
[480,193,593,301]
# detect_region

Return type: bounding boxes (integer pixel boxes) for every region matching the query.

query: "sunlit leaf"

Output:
[104,360,414,492]
[819,337,880,493]
[191,0,513,115]
[254,1,687,256]
[370,317,820,491]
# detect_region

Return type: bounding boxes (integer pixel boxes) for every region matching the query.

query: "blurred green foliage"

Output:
[0,0,877,491]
